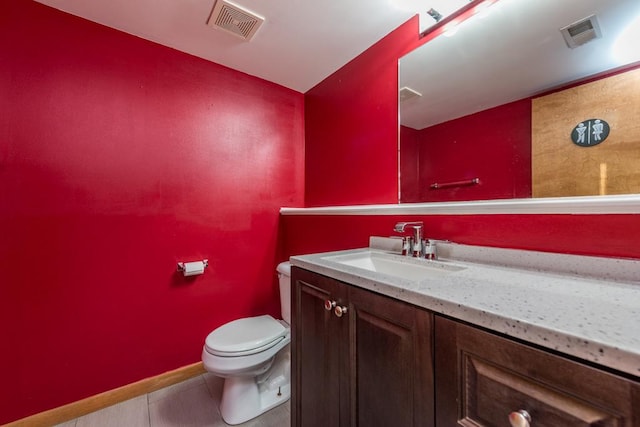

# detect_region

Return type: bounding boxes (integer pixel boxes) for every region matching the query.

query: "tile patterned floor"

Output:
[54,373,290,427]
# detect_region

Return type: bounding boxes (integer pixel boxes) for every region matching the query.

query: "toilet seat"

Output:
[205,315,288,357]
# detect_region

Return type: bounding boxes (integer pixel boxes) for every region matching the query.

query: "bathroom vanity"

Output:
[290,243,640,427]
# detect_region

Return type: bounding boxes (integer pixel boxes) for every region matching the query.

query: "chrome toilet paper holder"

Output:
[177,259,209,274]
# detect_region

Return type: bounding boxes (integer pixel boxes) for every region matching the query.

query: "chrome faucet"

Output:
[394,221,423,257]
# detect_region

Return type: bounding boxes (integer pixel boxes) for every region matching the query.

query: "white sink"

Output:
[323,251,466,281]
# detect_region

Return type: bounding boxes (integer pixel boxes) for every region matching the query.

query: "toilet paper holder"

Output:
[177,259,209,276]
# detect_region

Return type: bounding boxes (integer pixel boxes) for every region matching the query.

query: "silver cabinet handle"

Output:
[334,305,348,317]
[324,300,336,311]
[508,410,531,427]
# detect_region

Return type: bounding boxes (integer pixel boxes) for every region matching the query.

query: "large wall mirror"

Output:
[399,0,640,204]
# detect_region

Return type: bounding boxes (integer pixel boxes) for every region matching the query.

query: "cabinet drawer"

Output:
[466,355,622,426]
[435,316,640,427]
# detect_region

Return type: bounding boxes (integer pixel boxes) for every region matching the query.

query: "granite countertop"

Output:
[290,241,640,379]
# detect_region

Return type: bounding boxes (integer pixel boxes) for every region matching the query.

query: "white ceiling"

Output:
[34,0,424,93]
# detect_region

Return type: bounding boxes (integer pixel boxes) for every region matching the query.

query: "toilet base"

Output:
[219,348,290,425]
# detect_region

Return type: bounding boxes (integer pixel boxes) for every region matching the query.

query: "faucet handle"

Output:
[402,236,414,256]
[423,239,437,260]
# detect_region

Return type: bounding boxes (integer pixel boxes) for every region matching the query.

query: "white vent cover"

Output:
[560,14,602,49]
[399,86,422,102]
[207,0,264,41]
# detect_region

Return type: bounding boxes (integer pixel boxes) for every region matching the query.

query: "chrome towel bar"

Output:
[430,178,479,189]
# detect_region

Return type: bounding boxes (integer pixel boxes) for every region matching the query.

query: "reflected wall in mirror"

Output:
[399,0,640,203]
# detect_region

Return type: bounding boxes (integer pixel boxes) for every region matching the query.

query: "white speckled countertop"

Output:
[290,241,640,379]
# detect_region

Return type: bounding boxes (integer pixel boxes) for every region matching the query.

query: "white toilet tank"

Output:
[276,262,291,324]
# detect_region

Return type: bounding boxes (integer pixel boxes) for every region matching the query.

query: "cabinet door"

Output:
[435,316,640,427]
[348,286,434,427]
[291,267,348,427]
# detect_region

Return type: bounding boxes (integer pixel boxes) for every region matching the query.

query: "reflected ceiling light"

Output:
[474,1,493,19]
[440,1,498,38]
[442,21,460,37]
[612,14,640,64]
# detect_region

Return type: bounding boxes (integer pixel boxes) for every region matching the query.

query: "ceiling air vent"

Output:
[560,14,602,49]
[399,86,422,102]
[207,0,264,41]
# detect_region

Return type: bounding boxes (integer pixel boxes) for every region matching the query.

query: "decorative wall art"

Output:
[571,119,610,147]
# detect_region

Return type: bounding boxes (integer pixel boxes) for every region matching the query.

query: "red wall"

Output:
[303,17,422,207]
[283,214,640,261]
[417,98,532,202]
[0,1,303,423]
[400,125,420,202]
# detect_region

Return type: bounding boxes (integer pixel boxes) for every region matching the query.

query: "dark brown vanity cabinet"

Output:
[291,266,640,427]
[435,316,640,427]
[291,267,434,427]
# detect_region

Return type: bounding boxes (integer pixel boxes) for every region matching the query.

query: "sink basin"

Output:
[323,251,466,281]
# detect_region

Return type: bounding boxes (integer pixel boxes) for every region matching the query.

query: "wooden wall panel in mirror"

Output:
[399,0,640,203]
[532,68,640,197]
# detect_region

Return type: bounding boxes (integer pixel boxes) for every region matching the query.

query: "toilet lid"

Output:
[205,315,287,356]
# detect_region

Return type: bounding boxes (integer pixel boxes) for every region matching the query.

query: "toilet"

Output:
[201,262,291,425]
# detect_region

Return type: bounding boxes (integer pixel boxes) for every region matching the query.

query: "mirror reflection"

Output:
[399,0,640,203]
